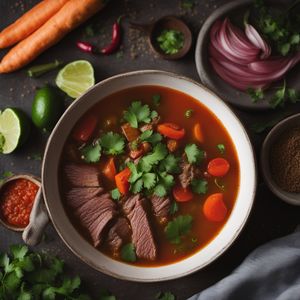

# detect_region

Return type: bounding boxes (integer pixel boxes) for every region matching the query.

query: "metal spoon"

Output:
[130,16,193,60]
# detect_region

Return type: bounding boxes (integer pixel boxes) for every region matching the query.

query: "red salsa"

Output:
[0,179,38,227]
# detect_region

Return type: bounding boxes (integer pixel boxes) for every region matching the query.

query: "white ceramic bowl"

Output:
[42,70,256,282]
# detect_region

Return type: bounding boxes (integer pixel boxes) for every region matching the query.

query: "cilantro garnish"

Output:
[138,143,168,172]
[159,154,181,174]
[191,179,208,195]
[169,201,179,215]
[131,178,143,194]
[120,243,136,262]
[254,0,300,56]
[217,144,225,154]
[100,132,125,155]
[0,245,105,299]
[247,88,264,103]
[0,171,13,185]
[81,141,101,163]
[155,291,176,300]
[123,101,152,128]
[165,215,193,244]
[142,172,157,190]
[152,94,161,107]
[111,188,121,200]
[157,30,184,55]
[184,144,205,164]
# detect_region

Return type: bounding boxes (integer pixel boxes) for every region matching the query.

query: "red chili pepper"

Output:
[100,16,123,55]
[76,41,98,54]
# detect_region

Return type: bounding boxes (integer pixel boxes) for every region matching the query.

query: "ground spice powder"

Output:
[270,127,300,193]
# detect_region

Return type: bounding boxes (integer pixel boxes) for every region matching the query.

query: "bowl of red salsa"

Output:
[0,175,40,231]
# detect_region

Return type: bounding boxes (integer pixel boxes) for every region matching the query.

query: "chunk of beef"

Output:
[121,123,140,142]
[74,193,117,247]
[140,117,160,132]
[179,160,195,189]
[66,187,103,209]
[106,217,131,254]
[64,163,101,187]
[123,194,157,261]
[150,195,171,224]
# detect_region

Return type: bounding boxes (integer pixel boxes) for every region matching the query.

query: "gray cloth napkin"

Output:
[188,229,300,300]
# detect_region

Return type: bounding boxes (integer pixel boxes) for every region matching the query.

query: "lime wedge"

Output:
[0,108,30,154]
[55,60,95,99]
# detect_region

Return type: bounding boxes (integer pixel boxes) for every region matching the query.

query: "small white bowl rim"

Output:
[42,70,257,282]
[261,113,300,206]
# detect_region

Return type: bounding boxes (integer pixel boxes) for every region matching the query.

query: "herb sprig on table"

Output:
[254,0,300,56]
[0,245,115,300]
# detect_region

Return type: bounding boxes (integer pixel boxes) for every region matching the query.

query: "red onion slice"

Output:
[245,24,271,59]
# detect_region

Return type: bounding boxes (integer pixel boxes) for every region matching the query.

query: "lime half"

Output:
[55,60,95,99]
[0,108,31,154]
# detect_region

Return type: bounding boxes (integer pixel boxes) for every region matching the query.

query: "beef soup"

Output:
[59,85,240,266]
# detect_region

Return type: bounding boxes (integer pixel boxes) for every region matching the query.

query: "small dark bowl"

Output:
[261,113,300,205]
[150,16,192,60]
[0,174,41,231]
[195,0,300,110]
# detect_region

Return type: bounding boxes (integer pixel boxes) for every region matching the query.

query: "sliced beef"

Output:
[106,217,132,254]
[74,192,117,247]
[150,195,171,224]
[64,163,101,187]
[123,194,157,261]
[178,160,195,188]
[140,116,160,132]
[66,187,103,209]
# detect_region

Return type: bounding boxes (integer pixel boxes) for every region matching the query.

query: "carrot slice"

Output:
[157,123,185,140]
[0,0,69,49]
[173,185,193,202]
[193,123,204,143]
[0,0,105,73]
[207,158,230,177]
[72,113,97,142]
[115,167,131,194]
[203,193,227,222]
[103,157,117,181]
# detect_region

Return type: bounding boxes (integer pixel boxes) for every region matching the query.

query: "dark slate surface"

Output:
[0,1,300,299]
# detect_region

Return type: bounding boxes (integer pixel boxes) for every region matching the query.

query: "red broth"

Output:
[60,85,239,266]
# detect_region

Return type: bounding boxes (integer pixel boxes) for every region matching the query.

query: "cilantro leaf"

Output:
[191,179,208,195]
[123,101,151,128]
[169,202,179,215]
[121,243,136,262]
[287,88,300,103]
[145,133,162,145]
[131,178,143,194]
[165,215,193,244]
[154,184,167,197]
[127,162,143,183]
[81,142,101,163]
[139,143,168,172]
[217,144,225,154]
[152,94,161,107]
[142,173,157,189]
[184,144,205,164]
[99,289,116,300]
[159,154,181,174]
[100,132,125,155]
[140,129,153,141]
[111,188,121,201]
[156,291,176,300]
[247,88,264,103]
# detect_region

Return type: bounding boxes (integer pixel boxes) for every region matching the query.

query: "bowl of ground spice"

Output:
[261,113,300,206]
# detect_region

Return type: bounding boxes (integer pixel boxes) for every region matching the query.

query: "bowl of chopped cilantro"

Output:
[150,16,192,60]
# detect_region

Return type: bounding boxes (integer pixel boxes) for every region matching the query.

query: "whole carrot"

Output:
[0,0,70,49]
[0,0,105,73]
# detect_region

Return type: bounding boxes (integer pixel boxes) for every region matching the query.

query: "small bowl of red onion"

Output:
[195,0,300,110]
